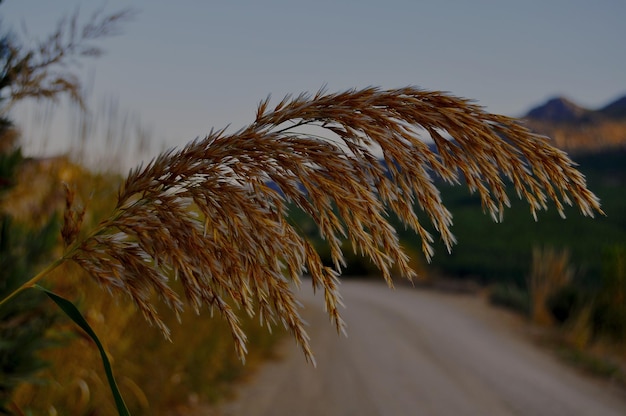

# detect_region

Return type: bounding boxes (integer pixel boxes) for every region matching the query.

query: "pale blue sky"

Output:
[3,1,625,167]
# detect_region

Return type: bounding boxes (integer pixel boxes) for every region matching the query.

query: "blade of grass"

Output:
[35,285,130,416]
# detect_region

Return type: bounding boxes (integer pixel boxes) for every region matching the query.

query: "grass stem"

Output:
[0,256,66,308]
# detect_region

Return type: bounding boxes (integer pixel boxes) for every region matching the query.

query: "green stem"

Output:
[0,256,66,308]
[0,209,120,309]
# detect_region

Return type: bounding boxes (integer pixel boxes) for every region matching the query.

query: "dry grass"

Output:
[5,164,280,414]
[11,263,282,415]
[0,7,135,115]
[528,246,575,326]
[4,87,604,364]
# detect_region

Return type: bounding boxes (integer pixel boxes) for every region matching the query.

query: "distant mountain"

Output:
[525,96,594,123]
[523,94,626,153]
[599,95,626,119]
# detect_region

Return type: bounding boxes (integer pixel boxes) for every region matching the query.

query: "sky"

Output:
[3,0,626,169]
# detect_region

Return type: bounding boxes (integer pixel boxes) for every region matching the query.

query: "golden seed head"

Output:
[70,87,602,362]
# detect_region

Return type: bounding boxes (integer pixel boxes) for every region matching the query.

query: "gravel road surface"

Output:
[217,279,626,416]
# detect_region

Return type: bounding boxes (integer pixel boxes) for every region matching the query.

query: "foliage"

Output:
[0,144,21,186]
[592,245,626,342]
[547,284,585,324]
[11,263,282,415]
[488,283,530,316]
[3,165,282,414]
[0,116,57,416]
[0,213,59,412]
[40,285,130,415]
[0,108,60,413]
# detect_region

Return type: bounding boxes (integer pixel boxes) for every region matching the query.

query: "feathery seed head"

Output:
[68,87,602,362]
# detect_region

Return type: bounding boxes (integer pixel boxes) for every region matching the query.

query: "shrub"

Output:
[592,246,626,342]
[547,284,585,324]
[528,246,574,326]
[488,283,530,316]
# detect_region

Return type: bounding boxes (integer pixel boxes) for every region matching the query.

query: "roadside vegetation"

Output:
[529,243,626,387]
[2,160,282,414]
[426,149,626,386]
[428,149,626,287]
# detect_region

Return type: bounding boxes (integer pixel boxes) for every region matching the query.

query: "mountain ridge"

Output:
[600,95,626,119]
[525,96,594,123]
[522,93,626,153]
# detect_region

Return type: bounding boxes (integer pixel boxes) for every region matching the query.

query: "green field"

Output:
[424,148,626,287]
[290,148,626,288]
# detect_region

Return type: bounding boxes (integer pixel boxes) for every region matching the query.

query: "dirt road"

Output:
[217,279,626,415]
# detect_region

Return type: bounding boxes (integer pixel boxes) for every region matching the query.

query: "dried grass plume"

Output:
[53,87,602,363]
[0,7,135,115]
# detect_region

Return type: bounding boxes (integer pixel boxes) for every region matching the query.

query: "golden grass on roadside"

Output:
[529,246,574,326]
[12,262,282,415]
[4,161,281,413]
[528,247,574,325]
[564,303,594,350]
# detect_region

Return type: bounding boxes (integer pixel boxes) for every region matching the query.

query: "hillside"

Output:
[525,96,595,123]
[522,94,626,153]
[601,95,626,119]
